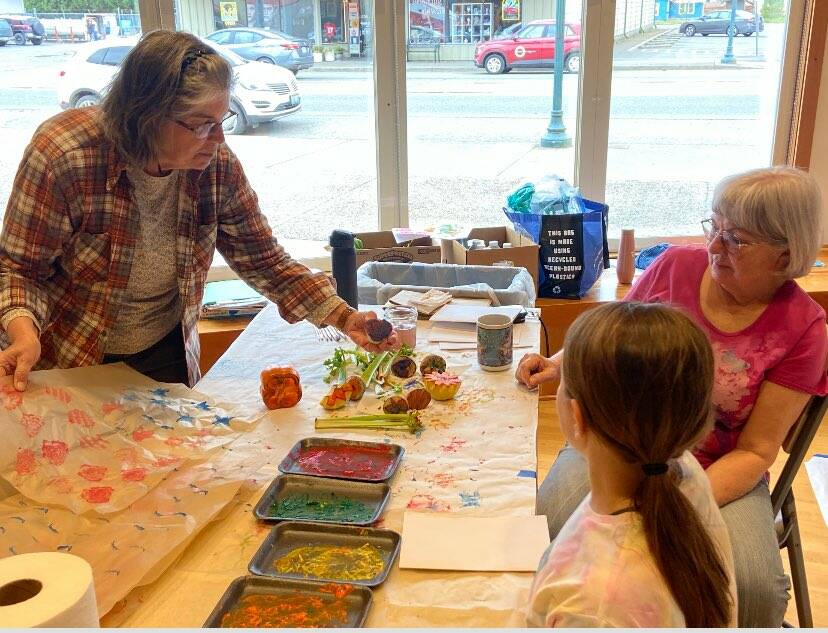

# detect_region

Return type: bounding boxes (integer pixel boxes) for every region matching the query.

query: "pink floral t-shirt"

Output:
[626,246,828,468]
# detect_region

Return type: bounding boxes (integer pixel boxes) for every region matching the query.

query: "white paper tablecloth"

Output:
[102,303,540,626]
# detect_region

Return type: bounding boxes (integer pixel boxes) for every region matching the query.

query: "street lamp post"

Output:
[721,1,738,64]
[540,0,571,148]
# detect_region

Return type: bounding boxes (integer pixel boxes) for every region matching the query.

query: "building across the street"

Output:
[173,0,657,61]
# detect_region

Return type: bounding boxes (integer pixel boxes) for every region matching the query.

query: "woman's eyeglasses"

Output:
[173,111,236,139]
[701,218,784,254]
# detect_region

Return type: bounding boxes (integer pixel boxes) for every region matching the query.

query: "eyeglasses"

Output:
[173,111,236,139]
[701,218,784,254]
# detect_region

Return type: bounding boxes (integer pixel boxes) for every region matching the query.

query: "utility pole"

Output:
[721,0,738,64]
[540,0,571,148]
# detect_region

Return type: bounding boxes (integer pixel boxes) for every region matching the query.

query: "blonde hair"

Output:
[712,166,823,278]
[563,302,731,627]
[100,30,232,167]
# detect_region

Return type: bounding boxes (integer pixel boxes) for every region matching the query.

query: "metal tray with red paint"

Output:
[203,575,372,627]
[253,474,390,526]
[277,437,405,483]
[248,521,401,587]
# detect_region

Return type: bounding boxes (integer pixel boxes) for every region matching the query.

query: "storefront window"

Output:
[244,0,314,39]
[409,0,447,43]
[320,0,344,43]
[449,2,493,43]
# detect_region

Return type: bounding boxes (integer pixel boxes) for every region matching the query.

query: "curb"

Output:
[307,60,767,73]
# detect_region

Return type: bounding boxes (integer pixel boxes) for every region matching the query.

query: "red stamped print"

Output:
[406,494,451,512]
[78,464,107,481]
[78,434,109,449]
[164,436,184,447]
[1,386,22,411]
[15,448,37,475]
[48,476,73,494]
[121,467,148,482]
[68,409,95,428]
[81,486,113,504]
[41,440,69,465]
[440,437,466,454]
[101,402,123,415]
[20,413,44,438]
[427,472,455,488]
[154,456,182,468]
[44,386,72,404]
[114,447,139,465]
[132,427,154,442]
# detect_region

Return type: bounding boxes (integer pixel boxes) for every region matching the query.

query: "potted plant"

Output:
[334,44,344,60]
[323,46,335,62]
[312,44,323,63]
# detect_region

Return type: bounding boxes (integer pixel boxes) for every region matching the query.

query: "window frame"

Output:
[143,0,816,252]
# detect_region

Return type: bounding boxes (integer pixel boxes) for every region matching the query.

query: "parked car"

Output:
[0,18,12,46]
[474,20,580,74]
[0,14,45,45]
[493,22,522,39]
[680,10,764,37]
[409,24,443,44]
[55,38,301,135]
[206,27,313,74]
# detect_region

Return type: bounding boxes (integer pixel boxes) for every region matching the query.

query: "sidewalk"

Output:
[308,27,767,74]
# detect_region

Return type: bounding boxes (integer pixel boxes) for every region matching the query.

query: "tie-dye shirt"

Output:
[626,246,828,468]
[525,452,737,627]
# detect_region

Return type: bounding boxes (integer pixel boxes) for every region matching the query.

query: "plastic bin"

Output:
[357,262,536,308]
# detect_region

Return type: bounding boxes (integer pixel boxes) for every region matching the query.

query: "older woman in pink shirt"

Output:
[517,166,827,627]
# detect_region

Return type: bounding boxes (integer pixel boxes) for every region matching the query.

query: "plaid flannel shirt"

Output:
[0,108,344,385]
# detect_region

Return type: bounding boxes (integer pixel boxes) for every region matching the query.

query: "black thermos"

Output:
[329,230,358,309]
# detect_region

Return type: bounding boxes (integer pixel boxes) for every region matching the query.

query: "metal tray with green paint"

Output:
[203,575,372,628]
[277,437,405,483]
[248,521,401,587]
[253,474,390,525]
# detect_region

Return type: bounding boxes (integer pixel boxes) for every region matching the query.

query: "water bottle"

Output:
[329,230,358,309]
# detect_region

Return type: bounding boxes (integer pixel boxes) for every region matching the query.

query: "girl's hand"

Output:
[515,353,560,389]
[0,316,42,391]
[343,310,399,353]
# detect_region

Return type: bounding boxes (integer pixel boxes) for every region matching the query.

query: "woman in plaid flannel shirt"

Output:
[0,30,394,390]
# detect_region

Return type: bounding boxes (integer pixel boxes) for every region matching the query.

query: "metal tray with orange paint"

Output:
[203,575,372,628]
[248,521,400,587]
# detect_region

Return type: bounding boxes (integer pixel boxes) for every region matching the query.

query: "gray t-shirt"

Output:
[105,167,183,355]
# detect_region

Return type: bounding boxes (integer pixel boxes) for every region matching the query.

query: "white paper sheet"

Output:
[399,512,551,572]
[430,304,523,324]
[805,454,828,528]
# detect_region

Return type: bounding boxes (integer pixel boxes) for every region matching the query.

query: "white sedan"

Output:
[56,37,301,134]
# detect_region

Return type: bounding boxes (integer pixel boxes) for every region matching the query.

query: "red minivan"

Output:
[474,20,580,75]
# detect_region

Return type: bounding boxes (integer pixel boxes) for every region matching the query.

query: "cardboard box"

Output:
[355,231,442,267]
[440,226,540,289]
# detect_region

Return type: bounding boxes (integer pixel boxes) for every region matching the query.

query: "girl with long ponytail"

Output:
[525,302,736,627]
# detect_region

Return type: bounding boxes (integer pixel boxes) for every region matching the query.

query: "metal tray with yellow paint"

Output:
[248,521,400,587]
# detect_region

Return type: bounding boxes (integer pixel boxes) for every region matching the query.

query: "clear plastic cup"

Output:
[384,305,418,349]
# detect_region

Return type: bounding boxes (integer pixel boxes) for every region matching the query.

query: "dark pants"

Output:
[103,325,188,385]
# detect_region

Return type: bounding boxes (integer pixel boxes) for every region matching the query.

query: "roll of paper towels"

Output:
[0,552,99,627]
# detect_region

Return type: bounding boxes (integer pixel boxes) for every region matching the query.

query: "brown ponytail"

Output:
[562,302,732,627]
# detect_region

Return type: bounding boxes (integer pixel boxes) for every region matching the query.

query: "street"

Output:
[0,24,785,240]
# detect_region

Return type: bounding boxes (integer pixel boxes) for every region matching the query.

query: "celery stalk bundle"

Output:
[315,411,423,434]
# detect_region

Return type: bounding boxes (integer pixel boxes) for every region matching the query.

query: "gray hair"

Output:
[100,30,233,167]
[712,166,823,278]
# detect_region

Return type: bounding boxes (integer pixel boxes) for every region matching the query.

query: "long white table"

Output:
[101,304,540,627]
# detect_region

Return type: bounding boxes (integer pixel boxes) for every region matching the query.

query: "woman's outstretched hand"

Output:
[515,353,560,389]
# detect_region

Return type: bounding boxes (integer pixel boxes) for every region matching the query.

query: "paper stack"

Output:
[201,279,267,319]
[427,304,532,352]
[389,289,453,316]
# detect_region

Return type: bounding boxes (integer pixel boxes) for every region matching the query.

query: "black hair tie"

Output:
[642,462,669,476]
[181,48,210,73]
